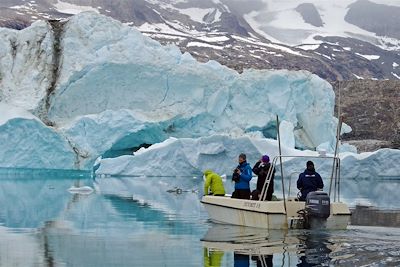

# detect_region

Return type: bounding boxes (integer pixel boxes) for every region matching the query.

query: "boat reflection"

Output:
[202,224,334,266]
[296,232,332,267]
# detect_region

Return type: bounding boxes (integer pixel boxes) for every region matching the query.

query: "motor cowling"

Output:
[304,191,330,228]
[306,191,330,218]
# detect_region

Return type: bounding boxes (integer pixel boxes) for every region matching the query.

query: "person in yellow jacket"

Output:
[203,170,225,196]
[203,247,224,267]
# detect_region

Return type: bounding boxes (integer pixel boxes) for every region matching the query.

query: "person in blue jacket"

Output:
[231,153,253,199]
[297,161,324,201]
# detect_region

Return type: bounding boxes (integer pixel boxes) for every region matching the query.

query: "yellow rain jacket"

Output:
[204,247,224,267]
[203,170,225,196]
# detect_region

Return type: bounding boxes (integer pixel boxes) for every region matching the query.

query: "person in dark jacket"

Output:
[252,155,275,201]
[297,161,324,201]
[231,153,253,199]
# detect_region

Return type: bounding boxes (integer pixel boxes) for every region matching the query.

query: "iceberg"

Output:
[0,21,53,112]
[96,135,400,180]
[0,103,76,169]
[49,11,338,154]
[95,135,296,177]
[0,12,398,177]
[278,120,295,149]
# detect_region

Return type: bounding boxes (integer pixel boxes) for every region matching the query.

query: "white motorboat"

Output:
[201,191,350,230]
[201,117,351,230]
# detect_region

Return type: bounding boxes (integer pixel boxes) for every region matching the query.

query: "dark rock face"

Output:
[345,0,400,39]
[332,80,400,150]
[295,3,323,27]
[214,12,250,37]
[351,205,400,227]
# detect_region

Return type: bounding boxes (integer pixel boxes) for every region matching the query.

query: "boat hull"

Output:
[201,196,350,230]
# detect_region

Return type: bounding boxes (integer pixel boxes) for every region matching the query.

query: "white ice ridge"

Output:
[96,135,400,179]
[0,103,76,169]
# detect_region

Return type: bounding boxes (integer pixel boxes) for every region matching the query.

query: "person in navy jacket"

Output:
[297,161,324,201]
[231,153,253,199]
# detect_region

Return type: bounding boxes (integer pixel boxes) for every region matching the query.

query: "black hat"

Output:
[239,153,246,160]
[306,161,314,167]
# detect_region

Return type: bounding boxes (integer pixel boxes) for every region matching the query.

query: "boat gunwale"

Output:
[200,199,286,215]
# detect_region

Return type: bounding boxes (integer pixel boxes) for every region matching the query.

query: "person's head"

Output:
[203,170,212,181]
[306,161,315,171]
[261,155,270,163]
[238,153,246,164]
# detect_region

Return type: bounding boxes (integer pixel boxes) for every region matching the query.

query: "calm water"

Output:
[1,169,400,266]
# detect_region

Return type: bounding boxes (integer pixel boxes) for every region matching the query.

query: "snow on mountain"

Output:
[1,0,400,81]
[243,0,400,46]
[54,0,100,15]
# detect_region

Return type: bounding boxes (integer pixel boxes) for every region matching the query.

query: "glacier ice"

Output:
[0,21,54,112]
[0,103,76,169]
[278,120,295,149]
[96,134,400,180]
[0,12,398,177]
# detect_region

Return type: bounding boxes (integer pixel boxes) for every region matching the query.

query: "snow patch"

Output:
[187,41,223,49]
[263,43,304,57]
[137,23,188,36]
[377,36,400,51]
[54,0,99,15]
[242,0,383,46]
[196,35,230,43]
[179,8,214,23]
[353,74,364,80]
[355,53,380,60]
[391,72,400,79]
[296,44,320,50]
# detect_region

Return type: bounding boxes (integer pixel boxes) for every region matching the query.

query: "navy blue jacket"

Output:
[234,161,253,190]
[297,169,324,201]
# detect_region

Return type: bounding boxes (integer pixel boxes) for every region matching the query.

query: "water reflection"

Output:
[252,254,273,267]
[94,175,203,217]
[201,224,295,267]
[201,223,400,267]
[1,173,400,266]
[296,232,331,267]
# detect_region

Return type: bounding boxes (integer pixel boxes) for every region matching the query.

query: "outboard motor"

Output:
[305,191,330,229]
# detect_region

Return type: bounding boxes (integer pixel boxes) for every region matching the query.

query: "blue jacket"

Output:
[234,161,253,190]
[297,169,324,201]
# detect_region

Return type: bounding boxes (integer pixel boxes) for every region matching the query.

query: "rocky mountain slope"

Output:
[1,0,400,81]
[332,81,399,151]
